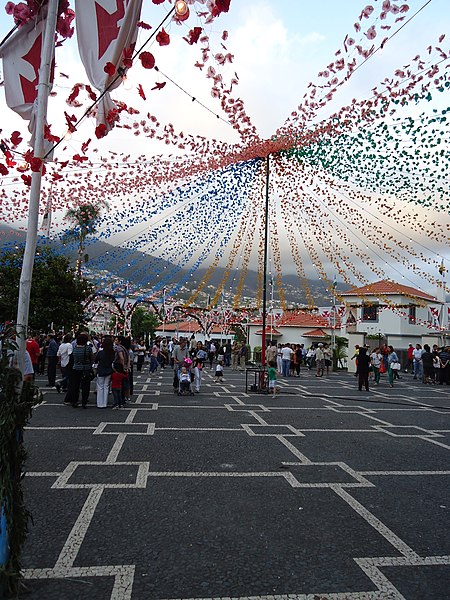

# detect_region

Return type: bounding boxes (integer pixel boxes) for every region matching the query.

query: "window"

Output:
[362,304,378,322]
[409,305,416,324]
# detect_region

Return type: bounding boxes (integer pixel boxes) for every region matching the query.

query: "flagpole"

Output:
[16,0,59,372]
[332,276,337,369]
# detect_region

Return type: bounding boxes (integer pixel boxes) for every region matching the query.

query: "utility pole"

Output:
[261,155,270,366]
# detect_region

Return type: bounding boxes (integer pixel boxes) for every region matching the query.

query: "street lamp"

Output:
[175,1,190,21]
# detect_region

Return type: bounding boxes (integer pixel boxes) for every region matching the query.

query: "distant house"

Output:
[340,279,446,349]
[246,311,339,349]
[154,321,234,344]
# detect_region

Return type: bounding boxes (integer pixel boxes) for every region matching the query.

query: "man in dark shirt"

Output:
[46,334,59,387]
[357,346,371,392]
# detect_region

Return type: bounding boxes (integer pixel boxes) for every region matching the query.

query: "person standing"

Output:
[135,339,146,372]
[413,344,424,380]
[46,333,59,387]
[149,342,159,375]
[26,333,41,379]
[293,344,302,377]
[421,344,434,384]
[239,341,248,370]
[172,337,189,391]
[281,344,293,377]
[267,360,278,399]
[56,333,73,393]
[224,341,232,367]
[266,341,276,366]
[193,341,207,393]
[370,347,382,385]
[323,344,332,376]
[438,346,450,384]
[315,343,325,378]
[208,341,216,369]
[95,337,115,408]
[111,363,128,409]
[214,360,224,383]
[64,333,93,408]
[405,343,414,373]
[387,345,400,388]
[276,344,283,374]
[357,346,371,391]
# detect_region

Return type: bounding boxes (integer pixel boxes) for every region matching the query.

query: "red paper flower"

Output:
[151,82,166,91]
[10,131,22,147]
[0,164,8,176]
[21,174,32,186]
[184,27,202,45]
[95,124,108,139]
[152,0,165,4]
[137,21,152,30]
[138,84,146,100]
[211,0,231,18]
[156,29,170,46]
[29,156,43,172]
[44,124,60,143]
[139,51,155,69]
[104,62,116,76]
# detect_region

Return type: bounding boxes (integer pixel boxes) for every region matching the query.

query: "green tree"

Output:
[0,246,92,331]
[65,201,108,277]
[131,307,160,343]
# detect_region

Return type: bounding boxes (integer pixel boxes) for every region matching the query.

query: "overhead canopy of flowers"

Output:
[0,0,448,326]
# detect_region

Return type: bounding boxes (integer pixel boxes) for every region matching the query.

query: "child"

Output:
[267,360,278,398]
[111,362,128,409]
[215,360,224,383]
[179,366,191,392]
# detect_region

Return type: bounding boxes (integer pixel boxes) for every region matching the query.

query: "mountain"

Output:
[0,224,346,305]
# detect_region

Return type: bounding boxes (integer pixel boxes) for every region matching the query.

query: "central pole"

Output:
[261,155,270,366]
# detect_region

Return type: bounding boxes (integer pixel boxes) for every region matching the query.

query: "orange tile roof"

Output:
[251,312,334,328]
[255,327,282,335]
[302,328,330,338]
[340,280,437,302]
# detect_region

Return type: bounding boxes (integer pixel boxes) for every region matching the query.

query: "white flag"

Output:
[0,9,54,154]
[75,0,143,133]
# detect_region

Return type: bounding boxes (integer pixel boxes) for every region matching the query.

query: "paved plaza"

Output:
[19,366,450,600]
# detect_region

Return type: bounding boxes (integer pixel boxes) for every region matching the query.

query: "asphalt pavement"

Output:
[18,365,450,600]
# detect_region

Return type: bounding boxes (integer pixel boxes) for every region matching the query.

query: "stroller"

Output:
[177,358,194,396]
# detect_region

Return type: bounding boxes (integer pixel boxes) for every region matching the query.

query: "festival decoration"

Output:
[0,0,448,330]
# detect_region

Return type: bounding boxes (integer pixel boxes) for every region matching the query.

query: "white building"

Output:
[246,311,340,350]
[340,279,448,354]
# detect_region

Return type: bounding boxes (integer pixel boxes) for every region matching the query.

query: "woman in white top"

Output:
[276,344,283,375]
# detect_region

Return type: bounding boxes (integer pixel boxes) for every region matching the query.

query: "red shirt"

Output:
[26,339,41,365]
[111,371,127,389]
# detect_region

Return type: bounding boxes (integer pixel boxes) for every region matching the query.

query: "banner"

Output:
[75,0,143,133]
[0,9,54,154]
[428,306,441,329]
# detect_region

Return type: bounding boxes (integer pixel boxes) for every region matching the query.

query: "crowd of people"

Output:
[352,342,450,392]
[15,333,250,407]
[3,331,449,406]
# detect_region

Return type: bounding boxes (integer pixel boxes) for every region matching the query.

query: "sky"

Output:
[0,0,449,301]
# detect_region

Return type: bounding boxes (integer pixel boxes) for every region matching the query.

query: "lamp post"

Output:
[162,287,166,337]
